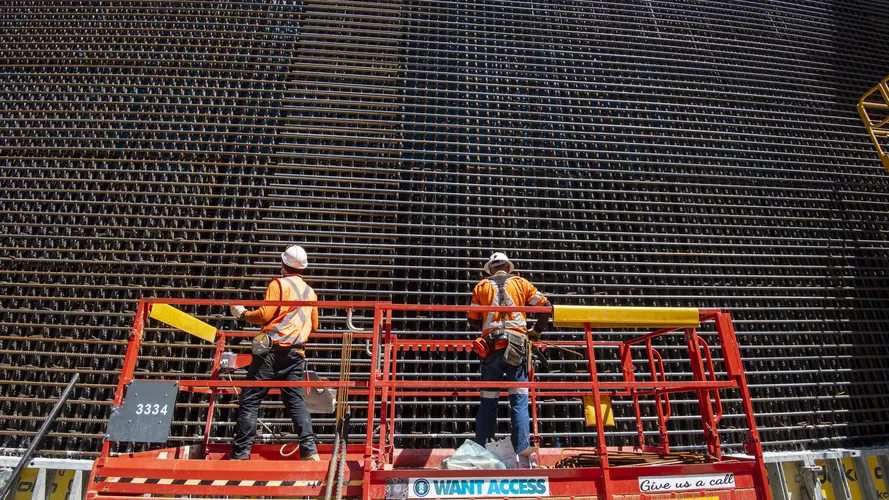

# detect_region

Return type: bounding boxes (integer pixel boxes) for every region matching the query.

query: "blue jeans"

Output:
[475,348,530,453]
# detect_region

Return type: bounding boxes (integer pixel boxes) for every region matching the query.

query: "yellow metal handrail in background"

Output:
[858,76,889,171]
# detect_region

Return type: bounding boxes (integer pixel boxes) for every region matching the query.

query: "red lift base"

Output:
[87,300,771,500]
[88,444,762,500]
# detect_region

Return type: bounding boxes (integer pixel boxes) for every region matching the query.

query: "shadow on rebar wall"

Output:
[823,0,889,449]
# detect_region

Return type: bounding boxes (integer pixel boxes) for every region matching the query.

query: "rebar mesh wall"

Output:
[3,0,889,457]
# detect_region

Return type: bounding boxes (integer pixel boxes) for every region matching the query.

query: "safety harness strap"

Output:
[483,273,526,333]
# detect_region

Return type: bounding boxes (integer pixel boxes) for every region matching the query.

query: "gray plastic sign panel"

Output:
[305,370,336,414]
[106,381,178,443]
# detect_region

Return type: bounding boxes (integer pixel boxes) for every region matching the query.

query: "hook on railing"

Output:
[345,307,376,357]
[345,307,380,363]
[346,307,365,333]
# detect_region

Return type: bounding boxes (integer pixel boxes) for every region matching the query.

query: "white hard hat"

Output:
[281,245,308,270]
[484,252,514,275]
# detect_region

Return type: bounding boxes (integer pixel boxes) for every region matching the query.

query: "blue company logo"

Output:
[413,479,430,497]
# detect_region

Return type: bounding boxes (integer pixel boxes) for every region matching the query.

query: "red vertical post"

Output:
[715,312,771,500]
[378,308,393,461]
[583,323,612,500]
[387,319,398,463]
[529,359,540,450]
[645,339,669,453]
[685,327,721,459]
[202,332,225,456]
[101,300,149,458]
[620,342,644,450]
[362,305,383,500]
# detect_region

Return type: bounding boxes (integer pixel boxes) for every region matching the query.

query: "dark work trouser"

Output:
[231,346,317,459]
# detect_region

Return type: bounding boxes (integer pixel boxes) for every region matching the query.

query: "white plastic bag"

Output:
[441,440,508,470]
[485,439,539,469]
[485,438,518,469]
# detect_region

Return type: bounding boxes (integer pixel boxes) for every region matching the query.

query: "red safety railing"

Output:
[89,299,770,500]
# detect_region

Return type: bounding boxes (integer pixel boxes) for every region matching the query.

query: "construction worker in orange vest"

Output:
[468,252,551,453]
[229,245,320,461]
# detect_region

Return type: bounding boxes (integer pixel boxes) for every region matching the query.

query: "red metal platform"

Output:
[87,300,771,500]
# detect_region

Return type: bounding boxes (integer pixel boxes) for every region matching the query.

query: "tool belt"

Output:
[251,333,305,356]
[484,329,527,367]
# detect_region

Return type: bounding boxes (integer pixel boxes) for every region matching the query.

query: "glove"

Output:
[527,329,541,342]
[230,305,247,319]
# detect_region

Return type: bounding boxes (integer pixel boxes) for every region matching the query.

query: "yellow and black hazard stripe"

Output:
[94,477,361,487]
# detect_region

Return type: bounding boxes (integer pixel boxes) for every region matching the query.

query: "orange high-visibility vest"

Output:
[262,276,317,347]
[468,273,546,336]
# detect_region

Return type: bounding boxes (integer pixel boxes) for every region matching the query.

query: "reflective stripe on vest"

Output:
[267,276,315,346]
[482,276,526,334]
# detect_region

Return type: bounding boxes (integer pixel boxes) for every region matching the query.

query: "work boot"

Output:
[302,453,321,461]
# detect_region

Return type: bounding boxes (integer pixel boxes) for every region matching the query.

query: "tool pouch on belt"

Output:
[251,333,272,355]
[503,330,527,366]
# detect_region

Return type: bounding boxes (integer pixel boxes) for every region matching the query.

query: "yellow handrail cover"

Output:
[553,305,699,329]
[149,303,218,342]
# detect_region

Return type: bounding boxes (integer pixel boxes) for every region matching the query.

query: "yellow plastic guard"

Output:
[553,305,699,329]
[148,303,218,342]
[582,395,614,427]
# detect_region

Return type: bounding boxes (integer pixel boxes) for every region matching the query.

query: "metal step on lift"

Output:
[86,299,771,500]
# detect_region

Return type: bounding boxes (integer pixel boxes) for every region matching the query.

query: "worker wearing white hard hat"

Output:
[281,245,309,270]
[483,252,514,275]
[229,245,320,461]
[468,252,552,453]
